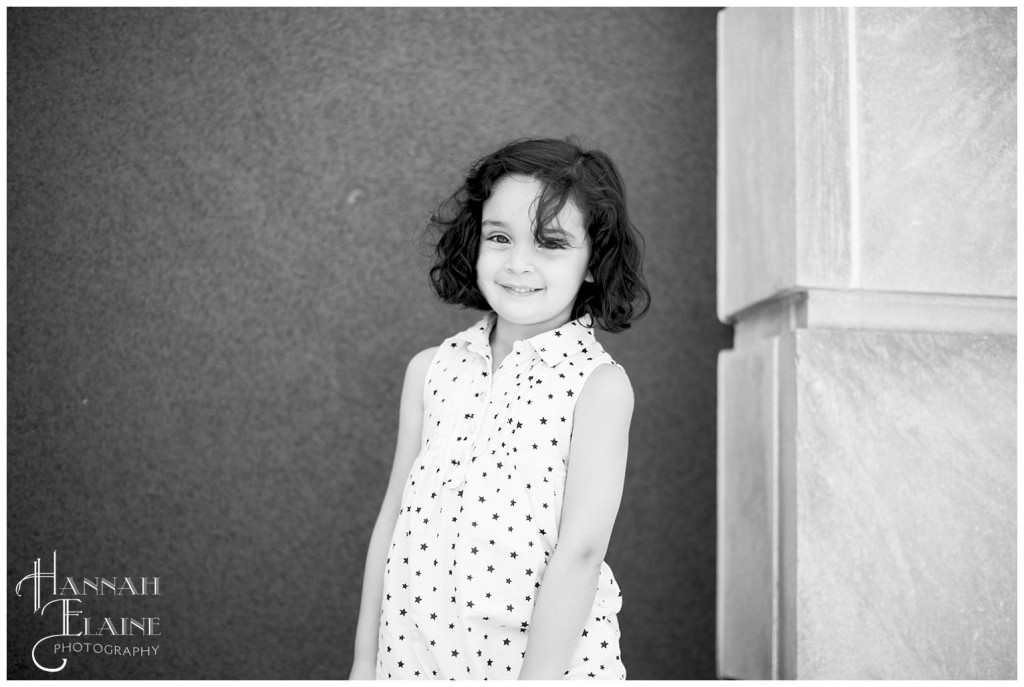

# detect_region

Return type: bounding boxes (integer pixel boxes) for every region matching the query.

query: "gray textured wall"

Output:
[7,8,730,679]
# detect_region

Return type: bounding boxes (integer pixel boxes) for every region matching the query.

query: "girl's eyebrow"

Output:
[481,219,508,228]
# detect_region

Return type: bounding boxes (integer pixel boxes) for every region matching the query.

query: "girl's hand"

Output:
[348,660,376,680]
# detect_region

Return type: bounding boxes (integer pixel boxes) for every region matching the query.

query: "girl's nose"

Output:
[504,245,535,273]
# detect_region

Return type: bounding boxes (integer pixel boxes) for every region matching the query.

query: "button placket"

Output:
[445,347,501,489]
[471,345,525,456]
[468,353,494,460]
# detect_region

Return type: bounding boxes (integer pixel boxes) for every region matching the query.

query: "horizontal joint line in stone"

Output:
[729,288,1016,348]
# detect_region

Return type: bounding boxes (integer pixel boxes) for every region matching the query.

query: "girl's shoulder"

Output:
[404,346,440,389]
[580,362,634,407]
[407,346,440,374]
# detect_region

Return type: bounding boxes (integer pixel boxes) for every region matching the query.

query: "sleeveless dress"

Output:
[376,313,626,680]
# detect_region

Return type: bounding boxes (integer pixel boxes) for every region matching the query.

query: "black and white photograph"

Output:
[6,5,1016,681]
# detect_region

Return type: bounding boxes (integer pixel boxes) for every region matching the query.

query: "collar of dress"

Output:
[453,311,598,368]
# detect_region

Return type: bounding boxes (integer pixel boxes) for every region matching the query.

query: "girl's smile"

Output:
[476,174,593,341]
[499,283,544,295]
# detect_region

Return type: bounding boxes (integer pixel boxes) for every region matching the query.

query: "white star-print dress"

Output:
[377,313,626,680]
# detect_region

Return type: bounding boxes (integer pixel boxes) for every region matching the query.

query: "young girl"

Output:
[350,138,650,680]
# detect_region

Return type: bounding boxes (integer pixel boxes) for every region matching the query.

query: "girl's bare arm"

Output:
[518,363,634,680]
[349,347,436,679]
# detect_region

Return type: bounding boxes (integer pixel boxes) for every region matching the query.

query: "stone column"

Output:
[716,7,1016,679]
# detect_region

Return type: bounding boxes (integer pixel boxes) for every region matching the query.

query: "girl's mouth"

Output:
[501,284,543,295]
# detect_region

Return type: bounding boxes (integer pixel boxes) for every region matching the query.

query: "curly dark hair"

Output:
[427,137,651,333]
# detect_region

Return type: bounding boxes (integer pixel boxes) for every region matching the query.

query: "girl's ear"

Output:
[585,269,595,283]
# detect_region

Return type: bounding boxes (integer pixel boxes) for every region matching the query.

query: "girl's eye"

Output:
[485,234,511,244]
[537,237,569,250]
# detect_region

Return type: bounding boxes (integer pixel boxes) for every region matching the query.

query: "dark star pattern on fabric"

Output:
[377,313,626,680]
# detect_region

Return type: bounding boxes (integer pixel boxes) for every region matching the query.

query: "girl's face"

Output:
[476,174,593,339]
